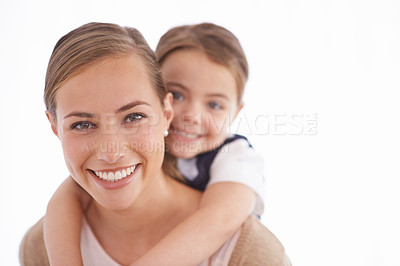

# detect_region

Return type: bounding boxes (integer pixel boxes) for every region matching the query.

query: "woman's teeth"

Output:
[94,165,136,182]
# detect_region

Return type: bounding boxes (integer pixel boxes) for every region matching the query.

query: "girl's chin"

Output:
[168,147,200,159]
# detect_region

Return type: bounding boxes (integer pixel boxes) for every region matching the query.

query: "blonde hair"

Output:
[44,22,165,119]
[44,22,181,181]
[156,23,249,103]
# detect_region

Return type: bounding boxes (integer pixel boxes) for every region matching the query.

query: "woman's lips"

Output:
[93,165,137,182]
[89,164,140,190]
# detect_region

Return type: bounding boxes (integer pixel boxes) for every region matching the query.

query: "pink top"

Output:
[80,217,241,266]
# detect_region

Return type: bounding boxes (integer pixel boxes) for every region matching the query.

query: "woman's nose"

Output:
[95,137,126,164]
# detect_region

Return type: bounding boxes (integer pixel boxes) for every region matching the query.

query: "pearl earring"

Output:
[163,130,169,137]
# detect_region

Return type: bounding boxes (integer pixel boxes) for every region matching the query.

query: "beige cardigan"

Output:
[20,215,291,266]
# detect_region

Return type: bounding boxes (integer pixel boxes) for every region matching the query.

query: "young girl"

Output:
[44,23,266,266]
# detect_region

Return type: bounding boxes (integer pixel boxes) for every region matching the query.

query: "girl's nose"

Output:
[181,102,202,125]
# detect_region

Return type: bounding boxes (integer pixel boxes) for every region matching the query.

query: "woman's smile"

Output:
[92,164,138,182]
[89,164,141,190]
[50,54,173,210]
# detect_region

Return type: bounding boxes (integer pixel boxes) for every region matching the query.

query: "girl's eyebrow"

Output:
[166,82,229,100]
[206,93,229,100]
[166,82,188,91]
[64,101,150,119]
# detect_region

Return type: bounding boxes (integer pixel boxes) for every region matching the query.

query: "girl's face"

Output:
[161,49,243,159]
[47,55,173,211]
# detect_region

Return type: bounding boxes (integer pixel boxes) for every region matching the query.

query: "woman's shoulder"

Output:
[19,215,291,266]
[19,217,50,266]
[229,216,291,266]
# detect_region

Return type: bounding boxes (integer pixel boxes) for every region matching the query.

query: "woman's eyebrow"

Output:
[63,101,150,119]
[64,112,94,119]
[116,101,150,113]
[64,101,150,119]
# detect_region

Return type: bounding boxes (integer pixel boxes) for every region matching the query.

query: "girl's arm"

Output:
[44,176,91,266]
[131,182,256,266]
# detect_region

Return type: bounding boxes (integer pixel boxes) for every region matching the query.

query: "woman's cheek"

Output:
[61,136,91,167]
[125,126,164,154]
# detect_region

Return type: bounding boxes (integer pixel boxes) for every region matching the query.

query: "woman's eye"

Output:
[170,91,184,101]
[71,121,96,131]
[207,102,223,110]
[124,113,146,123]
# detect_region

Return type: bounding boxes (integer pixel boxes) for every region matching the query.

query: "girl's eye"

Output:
[124,113,146,123]
[207,102,223,110]
[71,121,96,131]
[170,91,184,101]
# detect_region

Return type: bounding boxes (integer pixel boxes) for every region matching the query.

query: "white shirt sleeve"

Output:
[207,138,265,216]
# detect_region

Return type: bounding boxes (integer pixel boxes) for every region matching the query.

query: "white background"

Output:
[1,0,399,265]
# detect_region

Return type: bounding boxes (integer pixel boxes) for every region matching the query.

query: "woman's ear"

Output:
[45,111,59,138]
[163,92,174,130]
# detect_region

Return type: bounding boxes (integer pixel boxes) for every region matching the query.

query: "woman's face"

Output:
[47,54,173,210]
[161,49,243,159]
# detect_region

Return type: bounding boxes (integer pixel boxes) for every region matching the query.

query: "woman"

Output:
[19,22,290,266]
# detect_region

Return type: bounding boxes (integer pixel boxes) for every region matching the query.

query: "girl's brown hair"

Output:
[44,22,181,180]
[156,23,249,103]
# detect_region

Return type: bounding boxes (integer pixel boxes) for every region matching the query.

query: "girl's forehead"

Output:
[161,49,237,99]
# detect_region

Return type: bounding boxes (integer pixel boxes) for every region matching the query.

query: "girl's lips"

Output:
[169,130,203,143]
[89,164,140,190]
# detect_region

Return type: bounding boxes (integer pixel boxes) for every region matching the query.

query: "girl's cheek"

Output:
[206,114,227,134]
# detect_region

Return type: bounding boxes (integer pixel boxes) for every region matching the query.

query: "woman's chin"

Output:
[84,164,145,209]
[91,192,138,212]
